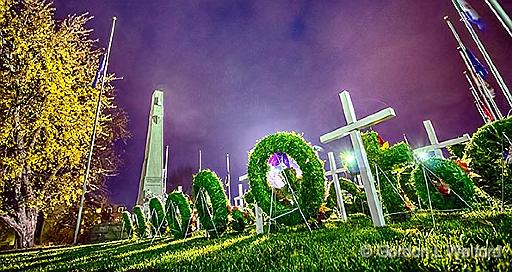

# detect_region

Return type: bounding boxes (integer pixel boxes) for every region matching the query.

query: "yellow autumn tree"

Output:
[0,0,128,248]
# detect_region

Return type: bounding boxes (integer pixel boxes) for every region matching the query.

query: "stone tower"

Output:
[137,90,165,204]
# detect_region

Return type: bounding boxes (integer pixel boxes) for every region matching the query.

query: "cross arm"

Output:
[320,108,396,144]
[325,167,345,177]
[238,174,248,182]
[413,134,471,154]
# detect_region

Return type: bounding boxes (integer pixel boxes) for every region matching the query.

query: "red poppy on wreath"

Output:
[377,134,390,149]
[190,212,198,231]
[455,158,480,178]
[435,178,451,196]
[316,204,331,222]
[377,134,385,146]
[404,199,414,211]
[455,159,470,173]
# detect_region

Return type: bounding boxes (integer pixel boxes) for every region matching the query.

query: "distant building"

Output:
[88,203,128,243]
[97,203,127,224]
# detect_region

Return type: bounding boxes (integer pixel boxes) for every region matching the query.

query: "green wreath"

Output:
[121,211,134,239]
[247,132,325,226]
[326,177,366,215]
[396,164,417,206]
[411,157,475,210]
[149,197,166,235]
[361,131,415,213]
[165,191,192,239]
[465,117,512,204]
[133,205,147,239]
[230,207,246,232]
[192,169,228,236]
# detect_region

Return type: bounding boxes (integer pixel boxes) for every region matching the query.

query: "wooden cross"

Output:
[233,183,245,208]
[413,120,471,158]
[326,152,348,221]
[238,174,263,234]
[320,90,395,227]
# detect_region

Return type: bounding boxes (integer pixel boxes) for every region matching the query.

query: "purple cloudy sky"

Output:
[53,0,512,207]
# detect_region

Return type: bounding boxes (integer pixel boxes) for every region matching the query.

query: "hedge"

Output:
[465,117,512,204]
[247,132,325,226]
[193,169,228,236]
[411,157,475,210]
[132,205,148,239]
[165,191,192,239]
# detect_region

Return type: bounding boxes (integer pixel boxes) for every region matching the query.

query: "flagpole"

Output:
[477,72,504,119]
[198,149,202,171]
[163,145,169,195]
[451,0,512,108]
[485,0,512,37]
[457,47,502,119]
[73,17,117,245]
[226,153,231,206]
[444,16,501,119]
[463,71,490,123]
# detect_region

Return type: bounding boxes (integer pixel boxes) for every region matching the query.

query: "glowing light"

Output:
[341,152,356,165]
[417,152,430,161]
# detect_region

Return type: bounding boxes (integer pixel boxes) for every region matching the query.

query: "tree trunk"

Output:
[1,207,38,249]
[2,106,38,248]
[17,210,37,248]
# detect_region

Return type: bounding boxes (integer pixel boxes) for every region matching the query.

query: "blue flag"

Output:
[466,49,488,78]
[458,0,485,30]
[92,56,106,88]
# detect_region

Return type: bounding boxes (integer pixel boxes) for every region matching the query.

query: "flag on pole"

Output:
[458,0,485,30]
[480,76,496,98]
[92,55,106,88]
[481,104,495,121]
[466,48,488,78]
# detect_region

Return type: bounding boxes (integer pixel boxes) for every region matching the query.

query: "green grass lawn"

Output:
[1,210,511,271]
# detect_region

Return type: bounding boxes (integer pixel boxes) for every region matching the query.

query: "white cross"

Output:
[238,173,263,234]
[238,173,248,183]
[233,183,245,208]
[254,203,264,234]
[320,90,395,227]
[413,120,471,158]
[326,152,347,221]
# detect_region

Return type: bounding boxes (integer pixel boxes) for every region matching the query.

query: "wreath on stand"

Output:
[165,191,192,239]
[149,197,166,236]
[230,207,247,232]
[361,131,415,214]
[411,157,475,210]
[247,132,325,226]
[326,177,366,215]
[121,211,134,239]
[192,169,228,237]
[465,117,512,204]
[133,205,148,238]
